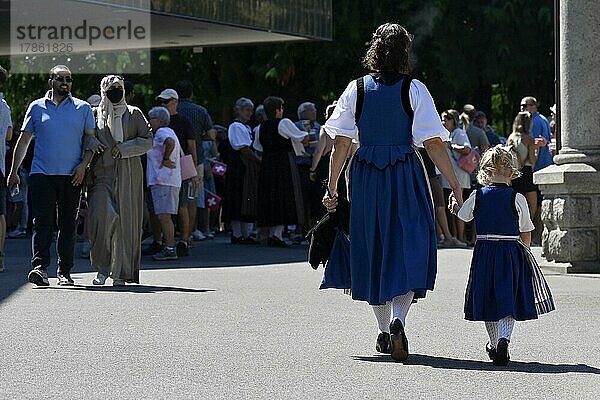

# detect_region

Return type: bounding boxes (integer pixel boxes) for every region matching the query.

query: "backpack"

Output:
[457,148,481,174]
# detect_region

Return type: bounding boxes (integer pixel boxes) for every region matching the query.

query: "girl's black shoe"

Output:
[493,338,510,366]
[231,234,242,244]
[268,236,290,247]
[240,236,260,245]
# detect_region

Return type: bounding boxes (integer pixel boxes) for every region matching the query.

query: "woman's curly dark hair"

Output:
[362,23,413,73]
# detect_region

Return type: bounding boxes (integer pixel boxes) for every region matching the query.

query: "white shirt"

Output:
[440,127,472,189]
[252,118,308,156]
[147,126,181,187]
[323,78,449,146]
[228,121,253,150]
[0,93,12,175]
[457,189,535,232]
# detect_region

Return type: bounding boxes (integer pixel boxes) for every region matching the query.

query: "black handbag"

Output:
[306,196,349,269]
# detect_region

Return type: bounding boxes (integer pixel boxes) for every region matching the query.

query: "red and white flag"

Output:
[204,190,222,211]
[211,161,227,176]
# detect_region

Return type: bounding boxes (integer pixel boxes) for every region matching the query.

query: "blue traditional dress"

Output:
[458,184,555,321]
[324,74,449,305]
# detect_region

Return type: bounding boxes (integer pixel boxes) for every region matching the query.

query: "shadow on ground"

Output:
[33,285,216,294]
[353,354,600,374]
[1,236,311,303]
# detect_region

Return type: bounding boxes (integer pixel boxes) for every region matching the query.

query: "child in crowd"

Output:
[450,145,555,366]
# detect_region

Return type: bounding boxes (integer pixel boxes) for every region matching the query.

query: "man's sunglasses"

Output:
[53,75,73,83]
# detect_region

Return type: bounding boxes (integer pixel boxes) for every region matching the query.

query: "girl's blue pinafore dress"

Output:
[464,184,555,321]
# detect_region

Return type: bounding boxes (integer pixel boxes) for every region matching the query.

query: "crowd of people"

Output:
[430,97,555,248]
[0,63,557,276]
[0,64,338,282]
[0,30,556,366]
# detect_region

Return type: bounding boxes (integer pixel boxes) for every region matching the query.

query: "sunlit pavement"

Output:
[1,236,599,399]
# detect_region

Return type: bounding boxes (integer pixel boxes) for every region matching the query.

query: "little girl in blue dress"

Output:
[451,145,555,366]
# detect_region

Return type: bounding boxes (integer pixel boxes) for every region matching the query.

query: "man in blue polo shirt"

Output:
[7,65,104,286]
[0,65,13,273]
[520,96,553,171]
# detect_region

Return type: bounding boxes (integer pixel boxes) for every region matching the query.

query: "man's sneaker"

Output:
[192,230,206,241]
[92,272,107,285]
[153,247,178,261]
[142,241,163,256]
[176,240,189,257]
[28,269,50,286]
[7,229,26,239]
[57,273,75,286]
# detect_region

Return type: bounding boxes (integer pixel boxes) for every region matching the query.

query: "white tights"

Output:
[269,225,284,239]
[485,316,515,347]
[231,221,250,238]
[371,291,414,333]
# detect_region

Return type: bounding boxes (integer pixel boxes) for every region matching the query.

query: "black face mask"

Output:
[106,87,124,103]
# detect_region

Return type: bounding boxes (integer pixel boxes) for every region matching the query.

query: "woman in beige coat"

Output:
[87,75,152,285]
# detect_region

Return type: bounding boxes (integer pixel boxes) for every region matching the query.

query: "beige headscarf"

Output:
[97,75,127,143]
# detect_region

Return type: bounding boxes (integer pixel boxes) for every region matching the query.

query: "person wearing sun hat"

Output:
[156,87,199,256]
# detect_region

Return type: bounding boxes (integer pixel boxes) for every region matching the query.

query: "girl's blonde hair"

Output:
[477,145,521,186]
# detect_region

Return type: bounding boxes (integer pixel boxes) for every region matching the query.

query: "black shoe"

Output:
[485,343,497,361]
[239,236,260,245]
[267,236,290,248]
[176,241,189,257]
[28,269,50,287]
[493,338,510,366]
[142,241,163,255]
[57,273,75,286]
[230,234,242,244]
[389,318,409,362]
[376,332,391,354]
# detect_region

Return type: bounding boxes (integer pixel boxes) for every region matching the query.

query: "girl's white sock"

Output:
[485,322,499,347]
[499,316,515,341]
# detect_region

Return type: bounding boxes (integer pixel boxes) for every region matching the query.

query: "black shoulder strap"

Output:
[401,75,414,120]
[510,190,518,217]
[355,76,364,125]
[473,189,480,216]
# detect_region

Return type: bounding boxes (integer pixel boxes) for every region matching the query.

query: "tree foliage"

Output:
[0,0,554,136]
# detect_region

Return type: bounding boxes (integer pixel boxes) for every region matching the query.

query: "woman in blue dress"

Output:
[323,23,463,362]
[451,146,554,366]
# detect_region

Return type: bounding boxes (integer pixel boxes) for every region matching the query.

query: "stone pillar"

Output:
[533,0,600,273]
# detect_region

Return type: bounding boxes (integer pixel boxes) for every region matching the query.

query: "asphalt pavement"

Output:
[0,235,599,399]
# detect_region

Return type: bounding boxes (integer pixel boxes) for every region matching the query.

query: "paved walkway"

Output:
[1,236,599,399]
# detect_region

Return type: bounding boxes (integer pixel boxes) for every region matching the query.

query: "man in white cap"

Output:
[154,89,198,257]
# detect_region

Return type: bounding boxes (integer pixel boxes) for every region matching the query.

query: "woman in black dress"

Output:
[223,98,261,244]
[254,97,309,246]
